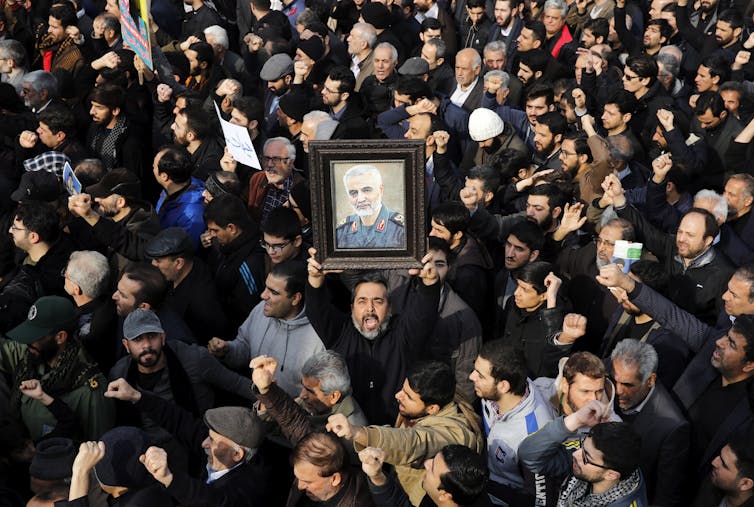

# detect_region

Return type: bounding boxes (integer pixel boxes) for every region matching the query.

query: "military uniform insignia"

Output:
[351,221,358,232]
[377,219,386,231]
[88,377,99,390]
[391,213,405,225]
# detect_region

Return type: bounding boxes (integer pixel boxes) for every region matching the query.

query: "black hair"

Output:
[519,49,549,75]
[646,18,672,42]
[203,194,252,230]
[513,261,554,294]
[528,183,566,211]
[420,17,442,32]
[507,220,544,252]
[328,66,356,95]
[427,235,451,259]
[432,201,470,236]
[396,76,432,102]
[15,201,59,243]
[49,3,77,26]
[438,445,488,506]
[233,96,264,125]
[589,422,642,479]
[37,104,75,135]
[478,341,527,395]
[718,8,744,30]
[694,90,726,117]
[700,55,730,84]
[583,17,609,41]
[351,272,389,303]
[187,41,215,66]
[523,20,546,43]
[467,0,486,9]
[536,111,567,137]
[562,130,592,162]
[727,431,754,481]
[178,106,213,141]
[731,314,754,363]
[155,145,194,184]
[261,206,302,240]
[269,260,307,298]
[625,54,658,86]
[682,207,719,239]
[629,260,669,296]
[122,263,168,310]
[406,360,455,407]
[606,89,638,116]
[525,83,555,106]
[88,83,126,111]
[666,166,689,194]
[467,165,500,194]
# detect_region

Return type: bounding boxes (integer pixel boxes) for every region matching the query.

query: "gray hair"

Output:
[658,44,682,62]
[0,39,27,68]
[728,173,754,200]
[66,250,110,298]
[264,137,296,160]
[484,40,507,55]
[603,217,635,241]
[611,339,658,383]
[425,38,446,59]
[484,70,510,90]
[204,25,229,50]
[301,350,352,396]
[656,52,680,78]
[315,119,339,140]
[375,42,398,64]
[23,70,58,98]
[353,22,377,49]
[543,0,567,16]
[694,189,728,223]
[343,164,382,187]
[303,110,331,123]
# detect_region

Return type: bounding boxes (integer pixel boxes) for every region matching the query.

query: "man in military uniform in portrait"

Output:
[336,164,406,249]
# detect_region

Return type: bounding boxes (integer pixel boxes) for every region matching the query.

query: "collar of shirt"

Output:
[206,460,245,484]
[620,384,655,415]
[415,3,439,23]
[617,165,631,181]
[330,103,347,121]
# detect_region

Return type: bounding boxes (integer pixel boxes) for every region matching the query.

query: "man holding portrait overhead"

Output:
[336,164,406,249]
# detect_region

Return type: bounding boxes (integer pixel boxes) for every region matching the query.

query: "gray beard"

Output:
[595,255,610,269]
[351,314,391,340]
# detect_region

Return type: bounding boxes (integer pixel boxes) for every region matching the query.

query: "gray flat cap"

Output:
[123,309,164,340]
[260,54,294,81]
[398,57,430,76]
[204,407,264,449]
[145,227,193,259]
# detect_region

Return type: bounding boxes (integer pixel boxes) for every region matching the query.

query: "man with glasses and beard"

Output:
[0,296,113,441]
[336,164,405,249]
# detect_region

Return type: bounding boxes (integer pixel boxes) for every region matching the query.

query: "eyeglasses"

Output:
[579,435,611,469]
[593,237,615,248]
[623,73,640,81]
[260,239,291,253]
[10,224,27,232]
[262,156,289,165]
[322,86,341,95]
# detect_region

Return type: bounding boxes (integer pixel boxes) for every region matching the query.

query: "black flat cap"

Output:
[145,227,193,258]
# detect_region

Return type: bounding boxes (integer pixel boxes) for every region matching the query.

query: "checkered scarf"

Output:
[23,151,71,178]
[261,174,293,221]
[557,469,642,507]
[87,116,128,170]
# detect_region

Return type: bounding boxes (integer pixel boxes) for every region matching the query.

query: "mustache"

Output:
[139,349,158,357]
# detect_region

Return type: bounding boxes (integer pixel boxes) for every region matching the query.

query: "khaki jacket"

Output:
[354,402,483,506]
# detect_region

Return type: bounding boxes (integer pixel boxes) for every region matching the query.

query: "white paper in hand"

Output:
[214,102,261,170]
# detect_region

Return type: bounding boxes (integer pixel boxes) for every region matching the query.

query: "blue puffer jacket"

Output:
[156,177,206,250]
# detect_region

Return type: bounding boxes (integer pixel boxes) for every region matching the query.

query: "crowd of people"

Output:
[0,0,754,504]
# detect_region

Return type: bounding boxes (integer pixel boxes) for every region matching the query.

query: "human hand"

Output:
[544,272,562,307]
[104,378,142,403]
[220,147,237,172]
[656,109,674,131]
[67,193,95,218]
[734,50,751,70]
[596,263,635,291]
[484,75,502,94]
[244,33,263,52]
[19,130,38,148]
[601,173,625,208]
[250,355,278,393]
[565,399,610,431]
[306,248,343,288]
[560,313,587,344]
[180,35,201,52]
[19,379,52,404]
[326,413,354,440]
[207,337,229,357]
[559,202,587,234]
[358,447,386,484]
[432,130,449,154]
[580,114,596,135]
[139,446,173,487]
[412,252,438,285]
[651,153,673,183]
[72,441,106,475]
[744,32,754,50]
[688,93,699,110]
[572,88,586,110]
[156,83,173,103]
[93,51,120,70]
[459,186,480,211]
[294,60,311,78]
[65,25,81,40]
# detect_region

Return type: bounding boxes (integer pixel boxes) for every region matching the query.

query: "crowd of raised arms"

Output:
[1,0,754,504]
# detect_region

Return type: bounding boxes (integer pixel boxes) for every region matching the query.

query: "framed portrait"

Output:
[308,140,426,270]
